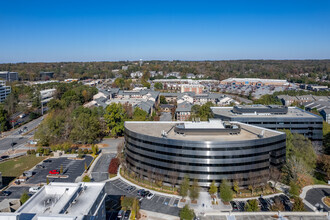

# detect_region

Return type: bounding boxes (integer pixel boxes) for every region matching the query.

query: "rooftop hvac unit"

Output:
[258,130,265,138]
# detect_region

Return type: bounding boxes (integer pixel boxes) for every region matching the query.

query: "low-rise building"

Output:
[0,80,11,103]
[320,108,330,124]
[1,182,106,220]
[176,101,192,121]
[130,71,143,78]
[0,71,18,81]
[211,105,323,142]
[220,78,289,86]
[180,84,204,94]
[40,88,56,104]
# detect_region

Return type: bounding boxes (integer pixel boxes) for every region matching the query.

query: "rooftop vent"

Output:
[258,130,265,138]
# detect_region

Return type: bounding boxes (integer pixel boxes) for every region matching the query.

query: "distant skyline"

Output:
[1,0,330,63]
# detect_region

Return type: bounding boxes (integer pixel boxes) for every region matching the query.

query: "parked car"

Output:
[44,159,52,163]
[137,189,145,196]
[29,186,41,193]
[147,192,154,200]
[143,190,150,198]
[0,191,11,196]
[117,210,124,219]
[230,201,239,211]
[124,210,131,219]
[49,170,59,175]
[36,164,45,169]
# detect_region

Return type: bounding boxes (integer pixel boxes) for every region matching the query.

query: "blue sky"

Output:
[1,0,330,62]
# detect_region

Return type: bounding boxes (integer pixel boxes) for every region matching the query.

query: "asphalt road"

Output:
[0,116,44,155]
[305,187,330,212]
[91,153,116,182]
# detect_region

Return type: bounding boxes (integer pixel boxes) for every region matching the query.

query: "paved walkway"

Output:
[300,185,330,212]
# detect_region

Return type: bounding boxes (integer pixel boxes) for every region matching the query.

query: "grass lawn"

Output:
[0,155,46,177]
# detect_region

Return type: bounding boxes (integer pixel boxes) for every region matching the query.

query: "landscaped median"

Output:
[119,167,179,195]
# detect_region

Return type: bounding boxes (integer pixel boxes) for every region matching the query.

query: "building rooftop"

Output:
[125,120,283,142]
[17,182,105,216]
[211,106,322,119]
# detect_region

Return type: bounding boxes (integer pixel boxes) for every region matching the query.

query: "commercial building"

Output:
[40,88,56,104]
[211,105,323,141]
[220,78,289,86]
[180,84,204,94]
[0,71,18,81]
[124,120,286,187]
[0,80,11,103]
[0,182,106,220]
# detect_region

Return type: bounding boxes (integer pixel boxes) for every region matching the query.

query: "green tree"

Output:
[292,197,305,211]
[179,205,194,220]
[289,181,300,197]
[220,179,233,202]
[60,165,63,174]
[323,132,330,155]
[82,175,91,182]
[209,180,218,195]
[189,179,200,201]
[69,107,101,144]
[0,105,10,133]
[46,177,49,185]
[104,103,127,137]
[154,82,163,90]
[132,107,148,121]
[179,175,190,198]
[84,162,88,171]
[160,95,167,104]
[233,180,239,195]
[191,102,214,121]
[20,192,30,204]
[245,199,259,211]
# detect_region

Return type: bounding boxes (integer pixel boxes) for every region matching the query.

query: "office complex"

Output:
[124,120,286,187]
[211,105,323,142]
[0,182,106,220]
[0,80,11,103]
[220,78,289,86]
[0,71,18,81]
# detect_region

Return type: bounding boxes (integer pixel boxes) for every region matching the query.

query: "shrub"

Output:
[27,150,31,155]
[83,149,88,154]
[31,150,36,154]
[108,158,120,174]
[20,192,30,204]
[82,175,91,182]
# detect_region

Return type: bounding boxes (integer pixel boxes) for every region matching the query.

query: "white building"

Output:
[0,80,11,103]
[40,88,56,104]
[0,182,106,220]
[130,71,143,78]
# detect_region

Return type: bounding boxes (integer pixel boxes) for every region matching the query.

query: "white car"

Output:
[29,186,40,193]
[147,192,154,200]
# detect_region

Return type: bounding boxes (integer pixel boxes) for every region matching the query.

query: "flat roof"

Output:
[17,182,105,216]
[211,106,322,119]
[125,121,283,142]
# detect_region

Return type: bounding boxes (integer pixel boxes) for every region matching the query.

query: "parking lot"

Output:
[0,186,30,201]
[25,156,93,184]
[105,179,180,217]
[231,194,293,212]
[305,187,330,212]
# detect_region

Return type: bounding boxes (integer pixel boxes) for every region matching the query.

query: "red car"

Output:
[49,170,60,175]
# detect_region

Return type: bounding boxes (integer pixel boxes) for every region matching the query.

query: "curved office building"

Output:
[124,119,286,187]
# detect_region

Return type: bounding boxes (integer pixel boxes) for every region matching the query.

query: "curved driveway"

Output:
[300,185,330,212]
